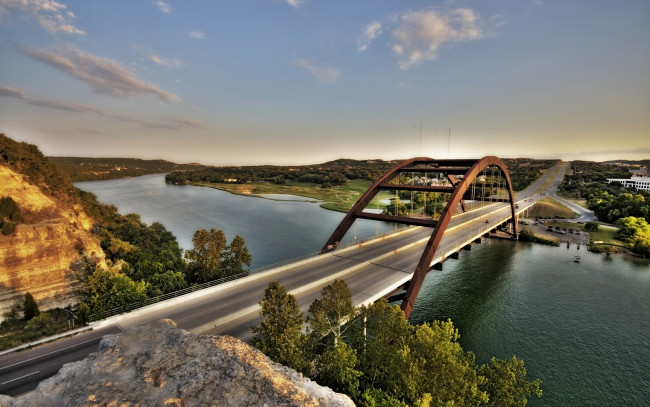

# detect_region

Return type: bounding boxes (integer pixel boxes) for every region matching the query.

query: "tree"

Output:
[585,221,599,232]
[250,281,307,373]
[23,292,39,320]
[479,356,542,407]
[307,279,357,346]
[616,216,650,257]
[185,228,226,283]
[222,235,252,277]
[81,266,147,317]
[315,342,362,398]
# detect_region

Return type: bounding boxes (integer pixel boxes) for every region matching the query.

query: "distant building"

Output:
[606,176,650,191]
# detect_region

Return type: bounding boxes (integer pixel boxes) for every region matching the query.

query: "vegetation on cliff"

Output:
[0,196,22,235]
[252,280,542,406]
[1,134,252,328]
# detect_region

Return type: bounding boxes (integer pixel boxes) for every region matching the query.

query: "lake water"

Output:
[76,174,650,406]
[76,174,401,268]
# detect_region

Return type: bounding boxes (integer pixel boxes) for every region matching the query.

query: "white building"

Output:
[606,176,650,191]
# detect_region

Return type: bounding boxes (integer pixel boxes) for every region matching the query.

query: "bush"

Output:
[1,221,16,235]
[23,292,40,320]
[585,221,599,232]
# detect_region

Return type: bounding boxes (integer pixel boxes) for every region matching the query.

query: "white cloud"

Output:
[154,1,171,14]
[0,0,84,35]
[20,43,179,102]
[358,21,382,52]
[189,30,205,40]
[292,58,340,85]
[285,0,306,8]
[0,84,208,129]
[391,8,485,69]
[148,54,183,69]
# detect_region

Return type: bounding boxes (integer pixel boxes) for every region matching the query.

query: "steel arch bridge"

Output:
[321,156,518,318]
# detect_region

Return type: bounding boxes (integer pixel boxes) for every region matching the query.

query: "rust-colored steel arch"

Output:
[320,156,518,319]
[400,156,517,318]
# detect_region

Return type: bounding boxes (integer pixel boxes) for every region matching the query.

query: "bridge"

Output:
[0,156,547,396]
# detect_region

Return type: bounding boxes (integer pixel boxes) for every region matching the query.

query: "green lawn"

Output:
[526,197,578,219]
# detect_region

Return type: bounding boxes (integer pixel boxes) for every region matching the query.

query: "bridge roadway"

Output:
[0,199,535,396]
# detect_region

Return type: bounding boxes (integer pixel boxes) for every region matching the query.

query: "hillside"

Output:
[0,135,106,320]
[48,156,208,181]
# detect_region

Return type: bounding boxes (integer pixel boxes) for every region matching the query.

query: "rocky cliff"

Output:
[0,319,355,406]
[0,165,104,319]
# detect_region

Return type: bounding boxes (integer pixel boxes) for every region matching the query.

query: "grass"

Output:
[194,179,394,213]
[526,197,578,219]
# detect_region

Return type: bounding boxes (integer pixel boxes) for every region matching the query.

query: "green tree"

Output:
[23,292,39,320]
[315,342,362,398]
[616,216,650,257]
[222,235,252,277]
[307,279,356,346]
[479,356,542,406]
[585,221,599,232]
[81,266,147,317]
[185,228,226,283]
[250,281,307,373]
[409,321,488,406]
[349,299,412,395]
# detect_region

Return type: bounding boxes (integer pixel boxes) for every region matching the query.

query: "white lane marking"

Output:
[1,370,40,385]
[0,334,111,371]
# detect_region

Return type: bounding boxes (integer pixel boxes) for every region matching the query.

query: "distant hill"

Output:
[602,159,650,167]
[48,156,208,182]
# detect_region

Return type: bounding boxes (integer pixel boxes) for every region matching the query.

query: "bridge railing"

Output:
[88,226,414,322]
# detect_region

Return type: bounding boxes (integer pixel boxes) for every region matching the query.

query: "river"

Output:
[76,174,650,406]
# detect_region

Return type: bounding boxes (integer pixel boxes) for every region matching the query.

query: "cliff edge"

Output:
[0,164,105,319]
[0,319,355,407]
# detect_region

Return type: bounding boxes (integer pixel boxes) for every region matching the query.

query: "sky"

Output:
[0,0,648,165]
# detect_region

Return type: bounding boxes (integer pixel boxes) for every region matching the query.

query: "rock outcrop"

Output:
[0,319,355,407]
[0,165,104,319]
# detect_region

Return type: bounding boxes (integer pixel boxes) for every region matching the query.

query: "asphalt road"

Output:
[0,165,557,397]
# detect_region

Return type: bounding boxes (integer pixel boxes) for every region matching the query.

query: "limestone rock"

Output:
[0,319,355,407]
[0,165,105,320]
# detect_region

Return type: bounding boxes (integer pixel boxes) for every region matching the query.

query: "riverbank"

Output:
[522,218,632,255]
[190,179,393,212]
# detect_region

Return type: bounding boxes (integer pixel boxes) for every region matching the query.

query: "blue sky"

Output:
[1,0,648,165]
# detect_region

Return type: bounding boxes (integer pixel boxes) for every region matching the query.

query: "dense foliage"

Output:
[559,160,649,224]
[166,158,399,188]
[185,229,251,284]
[558,160,632,199]
[49,156,208,181]
[0,134,77,205]
[166,158,553,194]
[615,217,650,258]
[252,280,542,406]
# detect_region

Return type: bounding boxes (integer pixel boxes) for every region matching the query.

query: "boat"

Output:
[574,256,581,263]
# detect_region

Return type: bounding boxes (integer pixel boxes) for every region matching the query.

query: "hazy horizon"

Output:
[1,1,649,165]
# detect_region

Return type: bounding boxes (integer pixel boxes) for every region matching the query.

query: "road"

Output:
[0,165,556,396]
